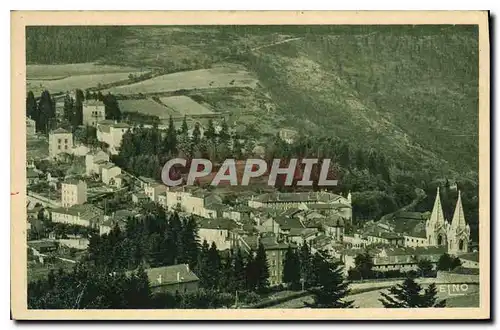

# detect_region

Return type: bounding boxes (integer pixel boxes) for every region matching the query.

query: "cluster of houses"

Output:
[26,99,479,293]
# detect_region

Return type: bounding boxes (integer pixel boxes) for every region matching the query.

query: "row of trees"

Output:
[114,116,251,181]
[26,90,56,134]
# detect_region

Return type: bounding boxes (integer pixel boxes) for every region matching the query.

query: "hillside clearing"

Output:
[27,63,147,80]
[27,71,147,95]
[159,95,214,116]
[102,65,258,95]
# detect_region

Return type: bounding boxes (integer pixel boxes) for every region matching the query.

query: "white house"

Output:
[49,128,73,159]
[51,204,103,228]
[61,180,87,207]
[83,100,106,127]
[97,120,130,155]
[197,217,240,251]
[100,162,122,187]
[85,150,110,176]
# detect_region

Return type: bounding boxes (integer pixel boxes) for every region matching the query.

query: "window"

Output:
[58,145,61,150]
[58,138,61,143]
[65,145,68,150]
[65,139,68,143]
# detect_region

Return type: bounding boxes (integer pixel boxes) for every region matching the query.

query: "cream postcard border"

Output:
[10,10,490,320]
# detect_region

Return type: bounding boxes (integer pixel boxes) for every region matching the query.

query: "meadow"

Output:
[159,95,214,116]
[27,71,147,95]
[118,98,177,119]
[102,65,258,95]
[27,63,147,80]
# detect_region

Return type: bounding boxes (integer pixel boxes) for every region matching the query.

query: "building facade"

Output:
[48,128,73,158]
[83,100,106,127]
[61,180,87,207]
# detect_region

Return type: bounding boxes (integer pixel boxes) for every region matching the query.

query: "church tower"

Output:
[425,187,449,247]
[447,190,470,255]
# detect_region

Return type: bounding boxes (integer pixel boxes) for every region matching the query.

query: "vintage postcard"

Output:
[11,11,490,320]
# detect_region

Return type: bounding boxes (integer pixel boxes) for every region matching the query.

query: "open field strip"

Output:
[27,63,147,79]
[102,66,258,95]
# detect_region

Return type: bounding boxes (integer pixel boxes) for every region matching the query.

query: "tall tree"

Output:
[102,93,122,121]
[205,119,217,142]
[37,90,55,133]
[26,91,37,119]
[379,277,446,308]
[63,93,74,124]
[72,89,84,127]
[307,255,353,308]
[179,216,200,269]
[299,242,313,288]
[233,248,247,291]
[254,243,270,293]
[353,251,375,280]
[163,115,178,156]
[283,246,301,290]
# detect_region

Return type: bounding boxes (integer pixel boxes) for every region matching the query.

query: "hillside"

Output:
[26,25,479,177]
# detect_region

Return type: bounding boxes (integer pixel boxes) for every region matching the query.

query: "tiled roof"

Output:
[51,204,103,219]
[274,216,304,230]
[253,191,344,204]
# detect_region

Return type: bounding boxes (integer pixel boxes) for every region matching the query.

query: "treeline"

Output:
[26,26,126,64]
[26,90,56,134]
[114,116,248,181]
[27,89,122,134]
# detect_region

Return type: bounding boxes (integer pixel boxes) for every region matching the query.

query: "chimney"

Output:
[186,264,190,273]
[177,272,180,282]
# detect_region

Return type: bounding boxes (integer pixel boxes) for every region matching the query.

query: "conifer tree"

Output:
[179,216,200,269]
[233,248,247,291]
[283,246,301,289]
[307,255,353,308]
[63,93,74,124]
[204,242,222,289]
[254,243,270,292]
[26,91,37,119]
[379,277,446,308]
[163,115,178,156]
[299,242,313,288]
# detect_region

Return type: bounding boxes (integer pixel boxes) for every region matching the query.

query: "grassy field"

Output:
[118,98,176,119]
[27,71,148,95]
[159,95,214,116]
[27,63,147,80]
[102,64,258,95]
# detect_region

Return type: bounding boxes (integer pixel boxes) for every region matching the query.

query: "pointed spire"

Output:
[429,186,445,225]
[451,190,467,228]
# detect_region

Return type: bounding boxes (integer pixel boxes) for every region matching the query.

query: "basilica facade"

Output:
[425,187,471,255]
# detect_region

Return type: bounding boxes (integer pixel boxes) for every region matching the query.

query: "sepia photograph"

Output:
[10,11,490,320]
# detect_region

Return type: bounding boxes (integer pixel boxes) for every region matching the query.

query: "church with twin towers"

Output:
[425,187,471,255]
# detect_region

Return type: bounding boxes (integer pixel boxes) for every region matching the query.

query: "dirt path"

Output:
[251,37,303,51]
